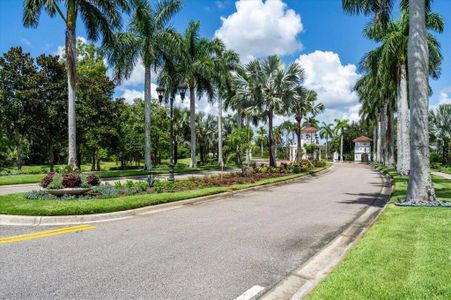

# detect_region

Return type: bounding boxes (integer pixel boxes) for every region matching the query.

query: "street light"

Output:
[156,83,187,182]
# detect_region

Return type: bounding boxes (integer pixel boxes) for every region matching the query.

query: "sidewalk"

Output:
[432,170,451,180]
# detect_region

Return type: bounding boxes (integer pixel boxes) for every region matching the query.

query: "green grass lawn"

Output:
[433,164,451,175]
[0,167,327,216]
[307,166,451,300]
[0,163,229,186]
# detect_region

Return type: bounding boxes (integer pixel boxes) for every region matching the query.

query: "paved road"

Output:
[432,170,451,180]
[0,169,239,196]
[0,164,384,299]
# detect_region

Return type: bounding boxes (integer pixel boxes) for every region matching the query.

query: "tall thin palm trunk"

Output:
[236,107,242,166]
[66,2,77,169]
[246,116,251,165]
[144,66,152,170]
[296,119,302,162]
[268,108,276,167]
[397,63,410,175]
[407,0,436,202]
[373,125,377,162]
[381,102,388,165]
[387,100,395,166]
[189,86,197,168]
[340,134,344,162]
[218,97,223,168]
[377,117,383,163]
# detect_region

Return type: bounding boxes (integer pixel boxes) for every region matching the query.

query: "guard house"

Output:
[353,136,372,162]
[289,124,319,161]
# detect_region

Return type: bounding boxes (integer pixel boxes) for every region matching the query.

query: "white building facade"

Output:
[289,124,319,162]
[353,136,372,162]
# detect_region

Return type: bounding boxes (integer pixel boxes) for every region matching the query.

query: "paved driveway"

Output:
[0,164,383,299]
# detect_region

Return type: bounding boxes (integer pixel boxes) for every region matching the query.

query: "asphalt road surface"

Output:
[0,164,383,299]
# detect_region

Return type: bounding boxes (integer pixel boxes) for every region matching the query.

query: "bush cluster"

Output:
[39,171,100,189]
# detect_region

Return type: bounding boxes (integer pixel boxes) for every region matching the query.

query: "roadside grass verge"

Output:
[0,167,327,216]
[0,164,228,186]
[307,166,451,300]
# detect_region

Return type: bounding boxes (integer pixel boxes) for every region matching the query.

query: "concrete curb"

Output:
[0,166,333,226]
[259,168,393,300]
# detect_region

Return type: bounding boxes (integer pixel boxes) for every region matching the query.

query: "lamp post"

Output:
[156,83,187,182]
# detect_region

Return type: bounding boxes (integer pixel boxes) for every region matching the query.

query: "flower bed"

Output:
[24,160,323,200]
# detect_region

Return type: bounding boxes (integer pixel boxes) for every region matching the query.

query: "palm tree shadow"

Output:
[338,192,386,208]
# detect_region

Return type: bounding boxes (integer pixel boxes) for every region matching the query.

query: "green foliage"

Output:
[47,174,64,190]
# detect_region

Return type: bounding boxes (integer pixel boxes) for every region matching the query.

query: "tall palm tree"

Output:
[288,88,318,162]
[23,0,129,168]
[334,119,349,162]
[320,122,334,160]
[105,0,181,170]
[429,104,451,166]
[178,21,221,168]
[212,47,239,168]
[256,126,267,158]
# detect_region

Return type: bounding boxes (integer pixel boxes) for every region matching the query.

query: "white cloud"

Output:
[296,50,360,110]
[20,38,32,47]
[439,89,451,105]
[214,0,303,61]
[119,84,158,104]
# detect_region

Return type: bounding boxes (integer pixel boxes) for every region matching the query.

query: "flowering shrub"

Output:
[62,173,82,188]
[87,174,100,186]
[40,172,56,188]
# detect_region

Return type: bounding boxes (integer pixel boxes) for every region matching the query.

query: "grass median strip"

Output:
[0,225,95,245]
[0,167,327,216]
[307,166,451,300]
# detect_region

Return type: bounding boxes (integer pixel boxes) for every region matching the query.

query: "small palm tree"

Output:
[105,0,181,170]
[429,104,451,166]
[23,0,129,168]
[334,119,349,162]
[256,126,267,158]
[320,122,334,160]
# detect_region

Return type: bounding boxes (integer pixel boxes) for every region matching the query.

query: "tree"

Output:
[256,126,267,158]
[429,104,451,166]
[0,47,37,170]
[178,21,221,168]
[212,47,239,168]
[334,119,349,162]
[105,0,181,170]
[320,122,334,160]
[23,0,129,168]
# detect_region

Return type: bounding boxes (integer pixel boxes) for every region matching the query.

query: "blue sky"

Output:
[1,0,450,124]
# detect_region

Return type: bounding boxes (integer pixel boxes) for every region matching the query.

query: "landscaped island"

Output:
[0,161,328,216]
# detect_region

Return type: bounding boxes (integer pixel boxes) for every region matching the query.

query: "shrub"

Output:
[87,174,100,186]
[92,184,120,198]
[62,173,81,188]
[40,172,56,188]
[47,174,64,189]
[312,160,326,168]
[24,190,57,200]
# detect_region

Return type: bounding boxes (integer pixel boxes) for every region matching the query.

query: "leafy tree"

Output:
[23,0,129,169]
[429,104,451,166]
[334,119,349,162]
[105,0,181,170]
[320,122,334,160]
[0,47,37,170]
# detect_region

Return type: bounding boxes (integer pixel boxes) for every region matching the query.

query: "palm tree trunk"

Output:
[66,3,77,169]
[381,102,388,165]
[189,86,197,168]
[407,0,436,202]
[325,138,328,160]
[373,125,377,162]
[397,63,411,175]
[268,108,276,167]
[340,134,343,162]
[377,117,382,163]
[218,97,224,168]
[246,117,251,165]
[387,100,395,167]
[296,119,302,162]
[236,107,242,166]
[144,66,152,170]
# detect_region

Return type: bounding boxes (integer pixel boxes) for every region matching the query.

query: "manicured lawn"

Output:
[0,167,327,216]
[433,164,451,175]
[308,166,451,300]
[0,164,228,186]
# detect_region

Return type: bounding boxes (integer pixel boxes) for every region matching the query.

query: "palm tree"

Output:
[288,88,318,162]
[212,47,239,168]
[320,122,334,160]
[256,126,267,158]
[178,21,221,168]
[105,0,181,170]
[334,119,349,162]
[429,104,451,166]
[23,0,129,168]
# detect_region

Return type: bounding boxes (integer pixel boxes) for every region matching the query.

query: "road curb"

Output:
[0,166,333,226]
[259,168,393,300]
